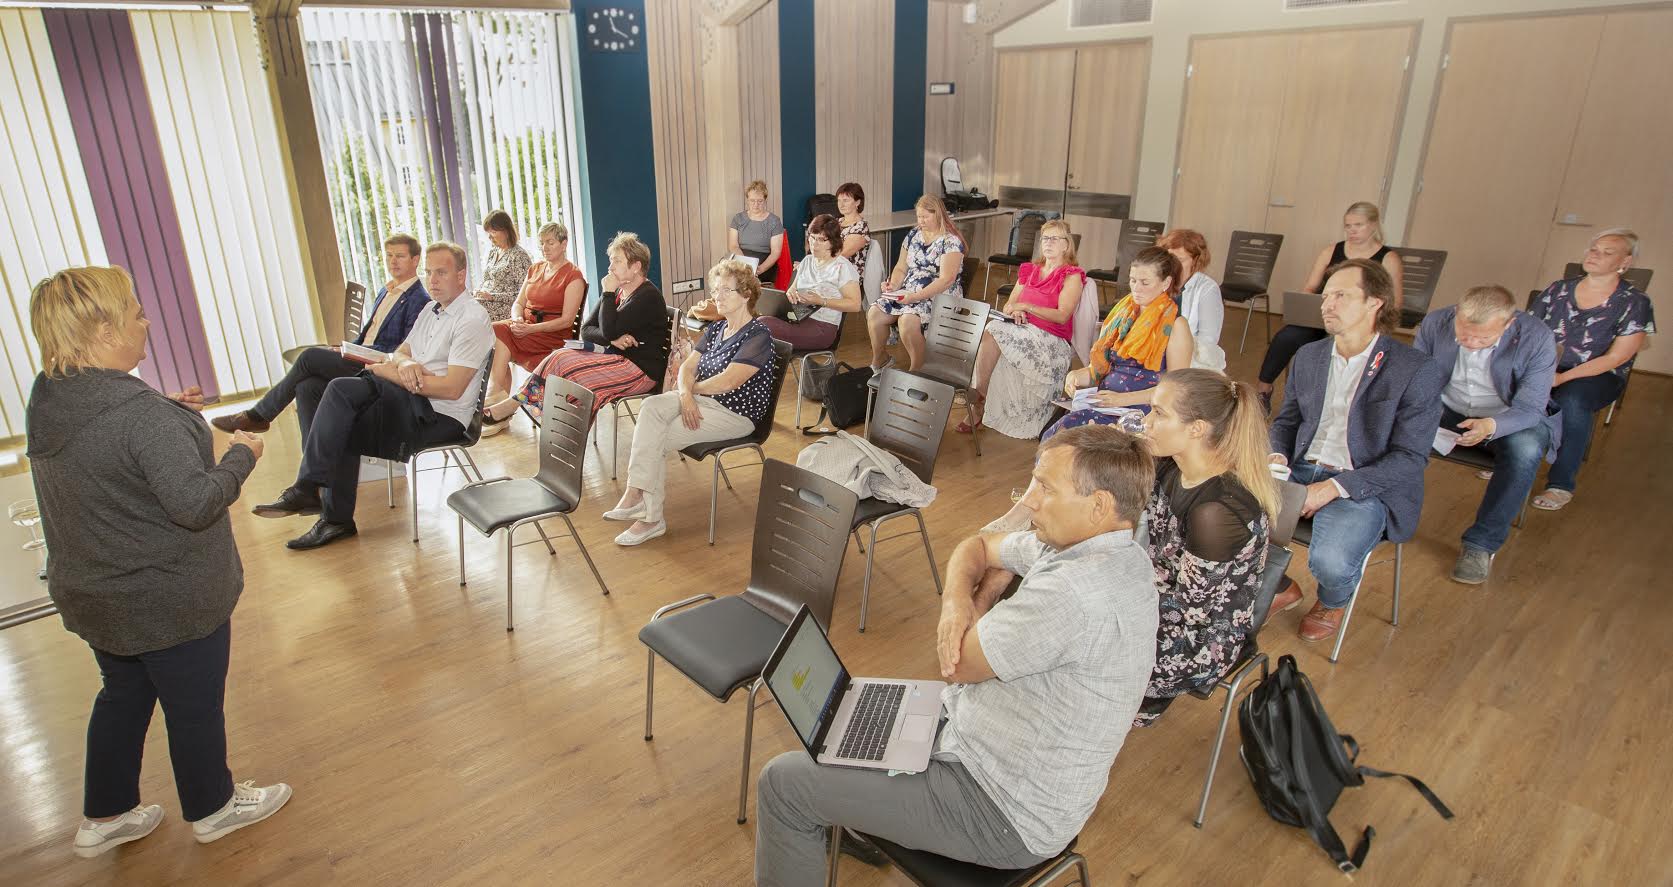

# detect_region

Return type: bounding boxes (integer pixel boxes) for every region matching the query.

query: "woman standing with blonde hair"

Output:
[1132,368,1277,725]
[26,267,290,857]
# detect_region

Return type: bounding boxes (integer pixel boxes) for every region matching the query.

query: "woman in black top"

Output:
[1255,201,1404,402]
[1134,368,1280,726]
[483,232,670,423]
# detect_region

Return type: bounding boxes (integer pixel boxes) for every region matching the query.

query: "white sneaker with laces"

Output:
[191,780,292,844]
[73,804,164,858]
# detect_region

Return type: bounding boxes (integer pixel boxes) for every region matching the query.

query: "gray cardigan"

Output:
[26,369,255,655]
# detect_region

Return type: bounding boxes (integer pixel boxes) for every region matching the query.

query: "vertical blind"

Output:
[302,9,588,291]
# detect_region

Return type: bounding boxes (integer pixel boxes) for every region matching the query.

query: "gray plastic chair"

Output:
[867,294,989,454]
[399,353,495,543]
[282,282,367,365]
[639,459,859,823]
[447,376,608,631]
[1288,480,1403,665]
[594,305,680,479]
[1396,248,1448,330]
[1087,218,1166,305]
[678,338,796,544]
[1220,231,1284,352]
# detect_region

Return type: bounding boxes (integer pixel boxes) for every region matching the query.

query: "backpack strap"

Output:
[800,407,837,436]
[1356,765,1456,820]
[1284,687,1374,875]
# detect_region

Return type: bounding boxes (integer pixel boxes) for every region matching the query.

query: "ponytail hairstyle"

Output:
[1130,245,1183,299]
[1160,368,1281,521]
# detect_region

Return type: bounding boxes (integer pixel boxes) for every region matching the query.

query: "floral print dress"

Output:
[1529,277,1656,378]
[1135,459,1269,727]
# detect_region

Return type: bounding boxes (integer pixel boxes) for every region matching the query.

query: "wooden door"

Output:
[1169,33,1294,283]
[990,47,1075,257]
[1405,14,1604,314]
[1063,40,1149,272]
[1262,25,1414,311]
[1536,8,1673,374]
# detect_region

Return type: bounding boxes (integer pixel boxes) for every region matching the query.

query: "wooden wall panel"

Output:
[813,0,892,206]
[737,0,781,218]
[645,0,714,294]
[1065,40,1149,270]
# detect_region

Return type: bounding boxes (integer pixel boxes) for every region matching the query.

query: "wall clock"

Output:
[586,8,642,53]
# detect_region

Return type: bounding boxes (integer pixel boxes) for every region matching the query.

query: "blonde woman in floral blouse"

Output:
[476,209,532,322]
[1133,368,1278,726]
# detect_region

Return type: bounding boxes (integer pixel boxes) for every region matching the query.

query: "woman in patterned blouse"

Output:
[835,181,871,282]
[1527,228,1655,511]
[1133,368,1278,726]
[475,209,532,323]
[867,195,966,372]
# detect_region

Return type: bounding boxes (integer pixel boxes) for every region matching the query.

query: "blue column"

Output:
[891,0,928,212]
[778,0,816,264]
[573,1,660,288]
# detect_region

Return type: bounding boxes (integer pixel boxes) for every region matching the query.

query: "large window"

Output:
[302,9,588,291]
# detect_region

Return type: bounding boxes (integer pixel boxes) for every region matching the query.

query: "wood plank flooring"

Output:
[1,307,1669,885]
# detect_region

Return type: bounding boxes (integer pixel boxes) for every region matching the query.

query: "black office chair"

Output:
[1396,248,1448,330]
[679,338,796,544]
[1188,479,1304,827]
[982,211,1051,300]
[639,460,859,823]
[848,370,954,632]
[447,376,609,631]
[283,282,367,365]
[828,828,1090,887]
[1087,219,1165,305]
[401,353,495,543]
[1220,231,1284,352]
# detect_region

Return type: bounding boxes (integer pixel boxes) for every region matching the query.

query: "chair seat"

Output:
[638,596,786,700]
[995,283,1016,297]
[281,343,325,366]
[1291,518,1312,547]
[1085,269,1119,283]
[986,254,1024,267]
[683,315,710,333]
[681,435,755,460]
[860,832,1077,887]
[1219,284,1266,304]
[852,496,913,529]
[1436,443,1496,471]
[446,479,574,535]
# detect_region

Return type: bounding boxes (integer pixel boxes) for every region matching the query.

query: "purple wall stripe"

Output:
[42,9,219,397]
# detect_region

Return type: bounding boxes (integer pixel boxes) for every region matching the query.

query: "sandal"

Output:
[955,420,984,435]
[1531,488,1573,511]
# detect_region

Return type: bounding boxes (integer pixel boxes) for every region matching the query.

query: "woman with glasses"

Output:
[729,179,786,283]
[961,219,1086,439]
[759,213,863,351]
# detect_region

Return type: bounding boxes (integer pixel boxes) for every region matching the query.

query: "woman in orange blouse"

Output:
[487,222,587,405]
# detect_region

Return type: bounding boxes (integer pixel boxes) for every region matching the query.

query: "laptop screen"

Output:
[764,608,848,751]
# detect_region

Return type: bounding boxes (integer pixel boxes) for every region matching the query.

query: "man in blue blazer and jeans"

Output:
[1268,258,1447,643]
[213,233,431,440]
[1414,285,1559,584]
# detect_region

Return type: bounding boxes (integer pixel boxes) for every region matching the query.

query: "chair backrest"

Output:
[805,192,838,221]
[1007,211,1051,259]
[1397,247,1448,317]
[756,287,793,320]
[745,338,797,444]
[1562,262,1653,291]
[742,459,861,627]
[460,352,496,444]
[1104,219,1166,297]
[918,294,991,389]
[958,254,979,294]
[861,237,885,309]
[1223,231,1284,294]
[1246,543,1295,638]
[1271,479,1307,547]
[533,376,596,503]
[343,282,369,339]
[866,369,955,483]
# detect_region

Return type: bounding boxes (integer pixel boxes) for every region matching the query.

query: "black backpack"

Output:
[800,362,872,435]
[1239,655,1453,874]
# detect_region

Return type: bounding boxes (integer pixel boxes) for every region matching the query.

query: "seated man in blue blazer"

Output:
[213,233,431,440]
[1269,258,1447,642]
[1414,285,1559,584]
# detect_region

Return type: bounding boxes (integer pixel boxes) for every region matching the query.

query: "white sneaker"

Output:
[614,520,667,546]
[191,780,292,844]
[602,501,647,522]
[73,804,164,858]
[479,419,509,438]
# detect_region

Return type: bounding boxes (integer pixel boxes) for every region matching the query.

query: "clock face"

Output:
[586,8,641,53]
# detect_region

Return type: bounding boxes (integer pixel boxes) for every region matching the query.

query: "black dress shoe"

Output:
[252,486,322,518]
[211,410,271,434]
[286,519,358,550]
[838,832,889,867]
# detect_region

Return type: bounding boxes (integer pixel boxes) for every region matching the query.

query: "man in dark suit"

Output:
[1414,285,1559,584]
[1268,258,1447,642]
[213,234,431,440]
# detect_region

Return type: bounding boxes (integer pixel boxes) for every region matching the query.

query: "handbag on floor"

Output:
[1238,655,1454,874]
[800,363,871,435]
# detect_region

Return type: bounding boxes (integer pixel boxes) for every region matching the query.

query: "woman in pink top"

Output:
[963,218,1087,438]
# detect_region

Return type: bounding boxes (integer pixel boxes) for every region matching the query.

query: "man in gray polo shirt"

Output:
[754,425,1159,885]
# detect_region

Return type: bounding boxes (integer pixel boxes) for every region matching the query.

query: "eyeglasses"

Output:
[1040,235,1069,244]
[712,286,740,296]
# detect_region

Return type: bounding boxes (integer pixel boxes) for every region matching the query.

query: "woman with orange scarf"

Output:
[1041,246,1195,441]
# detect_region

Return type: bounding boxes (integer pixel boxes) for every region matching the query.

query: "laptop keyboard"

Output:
[836,683,906,761]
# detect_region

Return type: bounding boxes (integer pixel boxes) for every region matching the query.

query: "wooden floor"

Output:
[2,308,1669,886]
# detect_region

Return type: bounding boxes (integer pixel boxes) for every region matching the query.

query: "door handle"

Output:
[1555,212,1591,227]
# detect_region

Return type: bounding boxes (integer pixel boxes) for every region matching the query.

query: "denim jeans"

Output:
[1441,407,1549,553]
[1290,462,1388,609]
[86,621,234,821]
[1546,373,1624,493]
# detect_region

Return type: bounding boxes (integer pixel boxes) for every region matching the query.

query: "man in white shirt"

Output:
[1268,259,1447,642]
[1414,285,1558,583]
[253,242,493,550]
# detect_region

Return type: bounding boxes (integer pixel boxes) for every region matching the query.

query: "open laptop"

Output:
[1282,290,1327,331]
[763,605,946,773]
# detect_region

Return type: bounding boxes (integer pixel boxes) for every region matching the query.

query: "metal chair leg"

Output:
[859,520,880,632]
[533,520,557,556]
[505,525,516,632]
[410,455,421,543]
[562,514,609,595]
[457,514,467,587]
[1391,542,1403,627]
[708,459,722,546]
[1329,550,1374,664]
[827,825,843,884]
[387,460,395,508]
[643,651,656,740]
[1238,303,1254,353]
[1194,652,1266,828]
[1605,399,1616,425]
[739,678,761,824]
[981,263,992,302]
[1262,295,1272,344]
[912,510,942,593]
[718,459,735,491]
[459,448,482,482]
